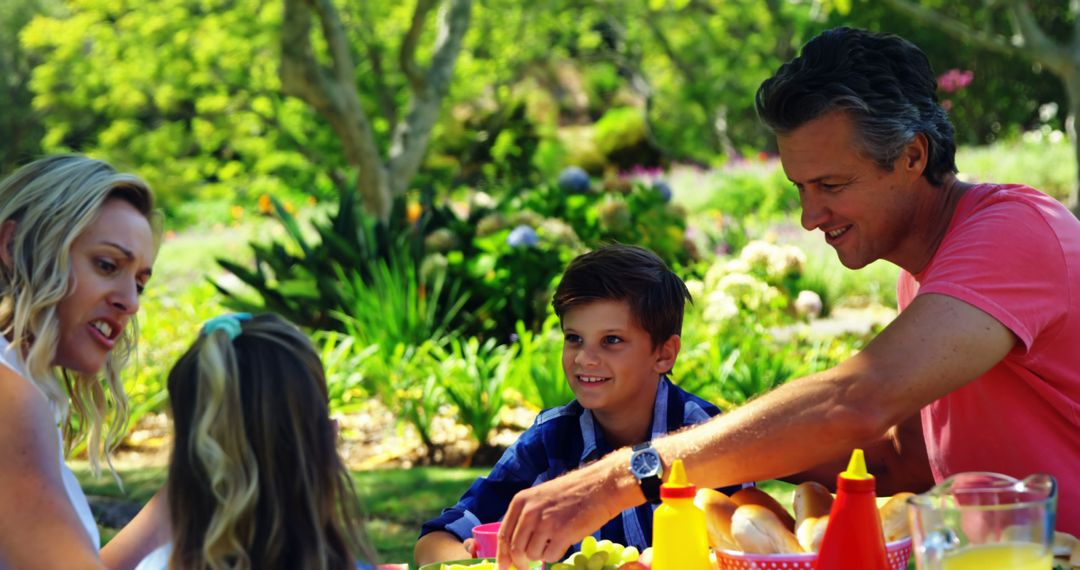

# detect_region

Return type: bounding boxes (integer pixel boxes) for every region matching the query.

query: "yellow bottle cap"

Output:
[840,448,874,480]
[668,459,689,486]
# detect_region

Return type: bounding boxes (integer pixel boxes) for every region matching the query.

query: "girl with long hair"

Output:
[135,313,378,570]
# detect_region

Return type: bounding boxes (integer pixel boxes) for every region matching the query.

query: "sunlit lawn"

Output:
[76,464,488,565]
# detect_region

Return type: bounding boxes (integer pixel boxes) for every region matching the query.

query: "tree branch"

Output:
[883,0,1072,75]
[1073,0,1080,55]
[355,1,398,132]
[387,0,472,195]
[311,0,358,91]
[401,0,437,93]
[424,0,472,96]
[1005,0,1071,73]
[881,0,1016,57]
[280,0,336,114]
[281,0,391,219]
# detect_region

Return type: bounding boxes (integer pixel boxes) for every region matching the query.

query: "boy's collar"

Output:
[578,375,671,463]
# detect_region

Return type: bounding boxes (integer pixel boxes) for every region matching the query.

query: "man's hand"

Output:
[496,455,633,570]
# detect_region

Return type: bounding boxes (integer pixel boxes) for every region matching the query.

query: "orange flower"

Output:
[257,194,272,215]
[406,202,423,223]
[230,205,245,221]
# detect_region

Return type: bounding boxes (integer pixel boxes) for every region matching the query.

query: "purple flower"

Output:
[507,225,539,248]
[557,166,590,194]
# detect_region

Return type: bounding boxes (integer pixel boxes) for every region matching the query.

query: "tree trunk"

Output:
[281,0,472,222]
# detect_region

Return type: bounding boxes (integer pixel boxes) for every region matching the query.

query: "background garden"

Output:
[4,0,1080,565]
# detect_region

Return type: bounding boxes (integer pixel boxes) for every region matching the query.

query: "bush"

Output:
[956,132,1076,203]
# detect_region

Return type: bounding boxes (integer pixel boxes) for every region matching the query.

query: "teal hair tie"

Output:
[200,313,253,340]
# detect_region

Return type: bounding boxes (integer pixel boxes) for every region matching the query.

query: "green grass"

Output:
[75,464,485,566]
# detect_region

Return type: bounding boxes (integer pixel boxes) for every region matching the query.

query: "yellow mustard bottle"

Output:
[650,459,712,570]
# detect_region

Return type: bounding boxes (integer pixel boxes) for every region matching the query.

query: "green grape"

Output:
[595,540,614,553]
[580,536,598,557]
[620,546,640,563]
[585,551,608,570]
[549,564,573,570]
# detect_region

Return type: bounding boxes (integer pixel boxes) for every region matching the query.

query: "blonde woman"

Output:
[0,155,168,569]
[134,313,377,570]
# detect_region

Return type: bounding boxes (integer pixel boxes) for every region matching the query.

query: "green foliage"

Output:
[21,0,340,227]
[594,107,647,156]
[355,341,448,460]
[315,331,377,414]
[692,162,799,221]
[0,0,57,171]
[447,227,567,339]
[440,337,516,455]
[956,132,1076,203]
[427,175,691,339]
[507,317,575,410]
[336,248,468,350]
[838,1,1069,146]
[215,191,429,331]
[124,281,223,427]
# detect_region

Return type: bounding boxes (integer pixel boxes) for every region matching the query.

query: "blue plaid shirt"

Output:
[419,376,750,552]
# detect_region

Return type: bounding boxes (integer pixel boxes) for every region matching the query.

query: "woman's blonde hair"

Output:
[0,154,158,474]
[167,314,377,570]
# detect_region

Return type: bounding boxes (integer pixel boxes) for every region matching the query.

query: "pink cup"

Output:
[471,521,502,558]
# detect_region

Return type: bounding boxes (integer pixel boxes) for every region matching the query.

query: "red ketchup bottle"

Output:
[814,448,890,570]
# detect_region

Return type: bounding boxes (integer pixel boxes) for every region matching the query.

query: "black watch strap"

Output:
[639,472,662,504]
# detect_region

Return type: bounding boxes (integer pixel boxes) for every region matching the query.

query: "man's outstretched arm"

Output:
[496,293,1015,569]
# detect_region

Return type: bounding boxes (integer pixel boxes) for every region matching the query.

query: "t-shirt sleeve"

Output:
[916,199,1068,352]
[418,423,546,541]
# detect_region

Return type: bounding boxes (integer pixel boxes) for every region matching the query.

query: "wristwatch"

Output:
[629,442,664,504]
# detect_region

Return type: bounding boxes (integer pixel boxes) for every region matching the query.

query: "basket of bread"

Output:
[698,483,913,570]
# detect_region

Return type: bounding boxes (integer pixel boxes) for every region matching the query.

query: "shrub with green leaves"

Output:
[124,281,224,428]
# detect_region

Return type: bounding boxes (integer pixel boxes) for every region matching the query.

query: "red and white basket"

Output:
[714,537,912,570]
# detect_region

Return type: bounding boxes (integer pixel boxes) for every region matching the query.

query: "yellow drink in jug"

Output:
[940,542,1051,570]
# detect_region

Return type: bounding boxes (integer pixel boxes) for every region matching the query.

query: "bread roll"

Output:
[795,514,829,553]
[792,481,833,530]
[694,488,739,550]
[878,492,914,542]
[731,505,804,554]
[731,487,797,532]
[1054,531,1078,557]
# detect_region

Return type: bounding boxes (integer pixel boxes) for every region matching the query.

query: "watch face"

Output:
[631,449,660,476]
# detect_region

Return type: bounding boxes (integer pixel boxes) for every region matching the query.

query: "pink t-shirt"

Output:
[897,183,1080,535]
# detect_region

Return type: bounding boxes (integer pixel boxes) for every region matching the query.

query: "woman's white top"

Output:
[0,338,101,553]
[134,543,170,570]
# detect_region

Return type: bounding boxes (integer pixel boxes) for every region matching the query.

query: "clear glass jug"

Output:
[907,472,1057,570]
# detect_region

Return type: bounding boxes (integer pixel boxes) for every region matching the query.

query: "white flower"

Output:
[794,290,823,319]
[684,279,705,303]
[703,290,739,322]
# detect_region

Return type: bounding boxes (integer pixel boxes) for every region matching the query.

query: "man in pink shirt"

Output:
[495,28,1080,569]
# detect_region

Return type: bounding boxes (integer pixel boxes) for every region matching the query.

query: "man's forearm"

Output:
[653,365,892,493]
